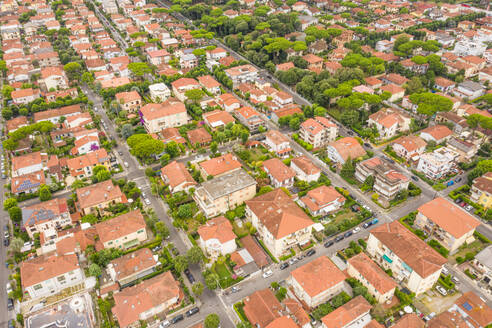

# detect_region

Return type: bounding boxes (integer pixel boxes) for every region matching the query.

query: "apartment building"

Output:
[115,91,142,112]
[76,180,126,215]
[367,221,447,295]
[234,106,264,133]
[171,78,201,102]
[470,172,492,209]
[148,82,171,102]
[392,135,427,161]
[198,153,242,179]
[225,64,258,86]
[108,248,158,286]
[262,158,296,188]
[416,147,459,180]
[22,198,72,239]
[299,116,338,148]
[11,151,44,177]
[140,99,189,133]
[193,169,257,218]
[415,197,481,254]
[20,253,84,299]
[290,156,321,183]
[289,256,346,308]
[66,148,111,179]
[368,108,411,139]
[264,130,292,158]
[95,210,147,250]
[160,161,197,194]
[197,216,237,259]
[299,185,345,216]
[321,296,372,328]
[355,157,409,200]
[420,125,454,144]
[327,137,366,165]
[246,189,315,258]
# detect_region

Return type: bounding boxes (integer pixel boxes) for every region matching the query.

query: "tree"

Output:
[204,271,219,290]
[406,76,423,94]
[2,108,13,120]
[10,237,24,253]
[88,263,102,277]
[121,124,134,139]
[409,92,453,121]
[363,175,374,188]
[8,207,22,223]
[466,114,487,138]
[173,255,189,272]
[340,158,355,179]
[241,131,249,143]
[81,214,98,224]
[39,184,52,201]
[187,246,204,264]
[63,62,83,81]
[177,203,193,219]
[210,141,218,153]
[204,314,220,328]
[185,89,205,103]
[340,110,359,127]
[3,198,17,211]
[71,179,87,190]
[133,139,165,160]
[192,282,204,296]
[128,62,152,78]
[155,222,169,238]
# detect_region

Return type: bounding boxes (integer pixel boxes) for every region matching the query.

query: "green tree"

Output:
[341,158,355,179]
[204,271,219,290]
[192,282,204,296]
[81,214,98,224]
[340,110,359,127]
[8,207,22,223]
[63,62,83,81]
[121,124,134,139]
[3,198,17,210]
[210,141,218,153]
[133,139,165,160]
[184,89,205,103]
[177,203,193,219]
[39,184,52,201]
[71,179,87,190]
[187,245,204,264]
[409,92,453,121]
[173,255,189,272]
[128,62,152,78]
[2,108,13,120]
[10,237,24,253]
[88,263,102,277]
[405,76,423,94]
[93,165,111,182]
[155,222,169,238]
[204,314,220,328]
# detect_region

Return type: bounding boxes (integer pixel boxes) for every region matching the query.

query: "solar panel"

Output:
[462,302,473,311]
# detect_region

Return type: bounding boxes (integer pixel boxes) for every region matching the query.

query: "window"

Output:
[33,284,43,291]
[57,276,66,283]
[137,229,144,234]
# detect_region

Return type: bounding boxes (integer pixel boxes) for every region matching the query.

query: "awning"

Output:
[383,254,393,263]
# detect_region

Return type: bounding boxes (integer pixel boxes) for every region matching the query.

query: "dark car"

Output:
[7,298,14,311]
[280,262,289,270]
[347,130,354,135]
[118,151,123,156]
[170,314,184,324]
[363,221,372,229]
[455,198,462,204]
[324,240,334,248]
[344,231,353,238]
[151,245,162,253]
[3,238,9,247]
[456,177,462,182]
[8,319,14,328]
[351,205,360,212]
[411,175,419,182]
[186,307,200,317]
[184,269,195,284]
[363,143,372,148]
[335,235,344,242]
[306,249,316,257]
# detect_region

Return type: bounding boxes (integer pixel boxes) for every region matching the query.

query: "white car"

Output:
[141,192,146,198]
[452,276,460,284]
[352,227,361,234]
[441,267,449,276]
[6,282,12,294]
[262,270,273,278]
[465,205,473,212]
[124,162,129,168]
[144,198,151,206]
[436,286,447,296]
[159,320,170,328]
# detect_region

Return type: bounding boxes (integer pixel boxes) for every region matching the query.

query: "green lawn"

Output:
[214,262,231,280]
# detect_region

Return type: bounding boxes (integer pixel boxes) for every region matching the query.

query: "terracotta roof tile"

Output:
[199,153,242,177]
[321,296,372,327]
[348,252,396,294]
[197,216,236,244]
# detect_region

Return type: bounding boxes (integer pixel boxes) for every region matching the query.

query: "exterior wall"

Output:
[327,146,345,164]
[80,197,123,216]
[25,212,71,238]
[194,184,257,218]
[470,186,492,209]
[199,237,237,258]
[25,268,84,299]
[346,263,395,303]
[102,228,147,250]
[13,163,43,177]
[392,143,425,160]
[290,161,320,183]
[144,111,189,133]
[289,276,345,308]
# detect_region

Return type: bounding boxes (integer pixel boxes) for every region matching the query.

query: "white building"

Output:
[417,147,459,180]
[148,83,171,102]
[197,216,237,259]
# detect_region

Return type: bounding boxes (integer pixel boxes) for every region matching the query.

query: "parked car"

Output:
[363,143,372,148]
[118,151,123,156]
[352,227,361,234]
[8,319,14,328]
[306,249,316,257]
[170,314,184,324]
[460,202,466,207]
[452,276,460,284]
[7,298,13,311]
[3,238,9,247]
[436,286,447,296]
[446,180,454,187]
[371,218,379,225]
[160,320,171,328]
[465,205,473,212]
[144,198,151,206]
[455,198,462,204]
[184,269,195,284]
[262,270,273,278]
[6,282,12,294]
[344,231,353,238]
[288,258,298,265]
[456,177,462,182]
[411,175,419,182]
[231,286,241,293]
[151,245,162,253]
[335,235,344,242]
[441,267,449,276]
[124,162,129,168]
[280,262,289,270]
[186,307,200,317]
[324,240,334,248]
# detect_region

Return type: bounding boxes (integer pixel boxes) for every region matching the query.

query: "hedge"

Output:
[122,235,162,256]
[257,239,278,263]
[233,302,251,325]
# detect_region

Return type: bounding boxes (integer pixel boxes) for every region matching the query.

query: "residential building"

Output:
[70,135,100,156]
[11,88,41,105]
[347,252,397,303]
[235,106,264,133]
[470,172,492,209]
[11,151,43,177]
[367,221,447,295]
[11,171,46,195]
[22,198,71,239]
[193,169,257,218]
[108,248,158,286]
[187,128,212,146]
[434,77,456,93]
[66,149,110,179]
[243,289,282,328]
[327,137,367,165]
[197,75,221,95]
[171,78,201,102]
[289,256,346,308]
[447,292,492,328]
[320,296,372,328]
[263,158,296,188]
[20,253,84,299]
[453,81,485,100]
[225,64,258,86]
[414,197,481,254]
[6,116,28,133]
[246,189,315,258]
[266,316,300,328]
[299,185,345,216]
[417,147,459,180]
[299,116,337,148]
[368,108,411,139]
[161,161,197,194]
[392,314,425,328]
[76,180,126,215]
[41,66,68,91]
[148,83,171,102]
[198,153,242,179]
[115,91,142,112]
[290,156,321,183]
[112,272,181,328]
[391,135,427,161]
[202,110,235,130]
[473,245,492,286]
[140,99,189,133]
[197,216,237,258]
[380,84,405,102]
[264,130,292,158]
[419,125,453,144]
[95,210,147,250]
[355,157,409,200]
[33,104,81,123]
